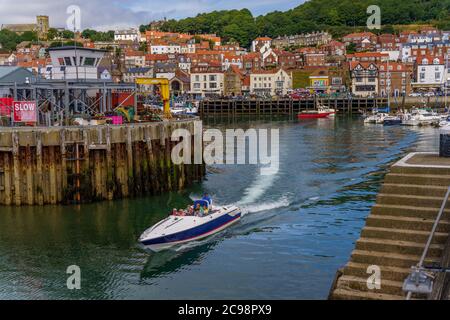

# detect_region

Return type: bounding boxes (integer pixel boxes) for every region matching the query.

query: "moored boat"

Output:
[297,109,332,119]
[383,115,402,126]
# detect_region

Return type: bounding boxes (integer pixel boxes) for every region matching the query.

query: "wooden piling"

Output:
[0,119,203,206]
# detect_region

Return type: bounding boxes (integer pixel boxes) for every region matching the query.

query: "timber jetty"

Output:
[0,119,204,206]
[199,97,448,116]
[330,152,450,300]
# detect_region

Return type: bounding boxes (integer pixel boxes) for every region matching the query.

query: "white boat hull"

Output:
[139,205,241,252]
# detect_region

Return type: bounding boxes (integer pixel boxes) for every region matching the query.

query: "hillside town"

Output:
[1,15,450,100]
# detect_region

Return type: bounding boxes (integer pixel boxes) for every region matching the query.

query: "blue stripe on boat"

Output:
[141,212,241,246]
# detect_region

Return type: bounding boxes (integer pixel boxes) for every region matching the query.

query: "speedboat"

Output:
[139,199,241,252]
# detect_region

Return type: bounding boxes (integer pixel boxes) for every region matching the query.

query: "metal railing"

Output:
[403,186,450,300]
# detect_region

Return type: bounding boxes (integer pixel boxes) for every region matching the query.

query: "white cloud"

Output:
[0,0,304,30]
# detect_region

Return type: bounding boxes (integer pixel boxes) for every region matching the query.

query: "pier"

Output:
[199,97,449,116]
[330,152,450,300]
[0,120,205,206]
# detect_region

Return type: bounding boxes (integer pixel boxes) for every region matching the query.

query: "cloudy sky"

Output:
[0,0,306,31]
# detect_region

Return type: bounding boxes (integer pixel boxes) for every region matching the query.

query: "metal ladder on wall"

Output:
[403,186,450,300]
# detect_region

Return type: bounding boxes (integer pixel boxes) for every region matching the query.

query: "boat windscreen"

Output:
[194,200,210,209]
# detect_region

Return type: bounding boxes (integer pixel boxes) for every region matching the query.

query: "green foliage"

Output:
[49,41,84,48]
[151,0,450,48]
[0,29,38,51]
[61,30,75,39]
[346,43,357,54]
[47,28,59,41]
[81,29,114,42]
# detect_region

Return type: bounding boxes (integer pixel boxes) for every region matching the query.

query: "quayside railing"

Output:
[403,186,450,300]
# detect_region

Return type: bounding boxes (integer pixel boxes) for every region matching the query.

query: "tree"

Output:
[47,28,59,40]
[346,43,357,54]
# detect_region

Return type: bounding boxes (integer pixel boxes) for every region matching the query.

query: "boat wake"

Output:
[238,172,277,205]
[240,196,290,216]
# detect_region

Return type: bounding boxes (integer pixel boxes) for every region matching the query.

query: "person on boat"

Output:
[202,194,212,207]
[188,206,194,216]
[194,203,201,216]
[203,205,209,216]
[198,205,205,217]
[172,208,178,216]
[178,209,186,216]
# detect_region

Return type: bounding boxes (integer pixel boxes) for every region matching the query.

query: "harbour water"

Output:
[0,117,440,299]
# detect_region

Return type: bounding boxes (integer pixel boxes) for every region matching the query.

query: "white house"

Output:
[98,68,112,80]
[114,29,140,42]
[252,37,272,53]
[413,55,445,89]
[249,68,292,96]
[190,72,224,97]
[222,54,243,71]
[150,44,181,55]
[46,46,106,80]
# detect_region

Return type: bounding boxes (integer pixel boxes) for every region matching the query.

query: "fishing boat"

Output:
[318,104,336,117]
[298,109,331,119]
[139,198,241,252]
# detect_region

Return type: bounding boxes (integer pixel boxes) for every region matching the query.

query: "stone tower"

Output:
[36,15,49,40]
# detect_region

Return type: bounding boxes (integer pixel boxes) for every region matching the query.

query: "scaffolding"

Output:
[0,80,138,126]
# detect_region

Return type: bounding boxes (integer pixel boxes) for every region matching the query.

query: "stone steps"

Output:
[381,183,448,197]
[390,166,450,176]
[350,249,440,268]
[384,173,450,187]
[356,237,444,257]
[361,226,448,244]
[371,204,449,220]
[343,262,411,282]
[331,288,405,300]
[335,275,404,296]
[366,215,450,233]
[376,194,450,209]
[330,159,450,300]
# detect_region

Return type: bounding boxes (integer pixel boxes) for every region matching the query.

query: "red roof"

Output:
[255,37,272,41]
[349,61,377,70]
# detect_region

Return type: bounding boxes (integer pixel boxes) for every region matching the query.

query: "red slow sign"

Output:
[13,101,37,123]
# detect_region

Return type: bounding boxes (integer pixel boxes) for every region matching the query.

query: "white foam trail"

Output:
[241,196,290,215]
[238,172,277,205]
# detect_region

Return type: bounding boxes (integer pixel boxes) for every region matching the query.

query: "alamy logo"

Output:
[367,265,381,290]
[66,265,81,290]
[66,5,81,32]
[171,123,280,176]
[367,5,381,30]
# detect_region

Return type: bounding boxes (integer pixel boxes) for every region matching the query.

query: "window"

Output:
[58,58,65,66]
[193,83,200,89]
[209,75,217,82]
[210,83,217,89]
[436,72,441,80]
[84,57,96,66]
[64,57,72,66]
[195,75,200,81]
